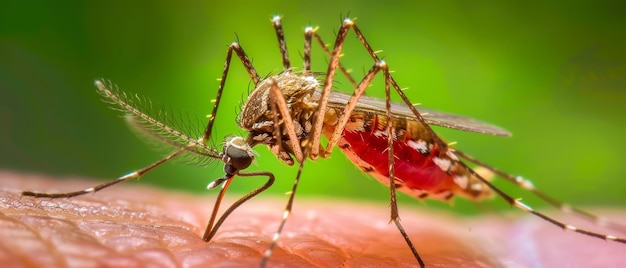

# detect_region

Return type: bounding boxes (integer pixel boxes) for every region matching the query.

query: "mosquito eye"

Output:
[227,149,253,170]
[224,139,253,171]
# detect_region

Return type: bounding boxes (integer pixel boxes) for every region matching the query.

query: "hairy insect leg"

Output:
[382,64,427,267]
[308,27,356,87]
[266,78,306,163]
[202,170,275,242]
[322,61,384,153]
[312,46,429,268]
[351,21,449,153]
[202,41,261,143]
[307,18,429,265]
[455,160,626,244]
[308,18,446,160]
[308,18,355,160]
[22,148,186,198]
[260,160,306,268]
[273,15,340,78]
[271,15,291,70]
[243,17,327,266]
[454,149,626,234]
[303,25,314,74]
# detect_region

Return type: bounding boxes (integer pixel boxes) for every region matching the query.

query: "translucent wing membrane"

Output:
[324,90,512,136]
[96,80,221,165]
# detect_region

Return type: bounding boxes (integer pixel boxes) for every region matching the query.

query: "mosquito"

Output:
[22,16,625,267]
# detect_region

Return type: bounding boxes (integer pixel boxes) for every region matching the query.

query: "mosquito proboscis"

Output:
[22,15,626,267]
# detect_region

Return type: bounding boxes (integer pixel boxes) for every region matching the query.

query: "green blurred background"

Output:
[1,1,625,214]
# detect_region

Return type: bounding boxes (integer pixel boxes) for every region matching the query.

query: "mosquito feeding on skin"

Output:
[22,15,626,267]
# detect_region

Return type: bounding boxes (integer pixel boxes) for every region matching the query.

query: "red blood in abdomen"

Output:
[342,130,449,191]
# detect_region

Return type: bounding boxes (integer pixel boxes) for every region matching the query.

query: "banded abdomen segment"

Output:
[324,110,492,201]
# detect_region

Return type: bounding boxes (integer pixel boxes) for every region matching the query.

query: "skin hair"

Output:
[2,171,624,267]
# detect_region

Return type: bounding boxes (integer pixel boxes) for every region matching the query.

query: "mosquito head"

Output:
[221,136,254,175]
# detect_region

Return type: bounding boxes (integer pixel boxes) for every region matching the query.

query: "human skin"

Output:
[1,171,624,267]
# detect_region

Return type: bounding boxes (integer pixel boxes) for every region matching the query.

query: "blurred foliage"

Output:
[1,1,625,215]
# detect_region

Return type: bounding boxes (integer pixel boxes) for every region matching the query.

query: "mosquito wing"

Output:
[324,90,511,136]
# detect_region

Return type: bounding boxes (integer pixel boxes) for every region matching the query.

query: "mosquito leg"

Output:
[268,80,284,160]
[311,30,357,88]
[309,18,355,160]
[383,65,426,267]
[317,59,427,265]
[456,160,626,243]
[391,203,426,268]
[311,18,447,159]
[202,42,261,143]
[203,170,275,242]
[260,160,306,268]
[303,25,314,74]
[22,148,186,198]
[271,16,291,70]
[454,149,626,234]
[323,61,383,156]
[347,22,450,154]
[307,20,429,263]
[200,24,292,242]
[267,78,305,163]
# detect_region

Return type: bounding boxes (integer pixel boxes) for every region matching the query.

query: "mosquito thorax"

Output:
[239,71,319,131]
[239,71,319,163]
[221,136,255,175]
